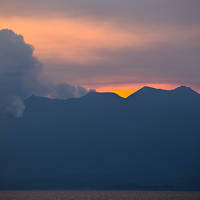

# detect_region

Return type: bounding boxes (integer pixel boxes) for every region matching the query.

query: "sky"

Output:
[0,0,200,97]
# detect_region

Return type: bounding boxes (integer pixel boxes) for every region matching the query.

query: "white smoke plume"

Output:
[0,29,89,117]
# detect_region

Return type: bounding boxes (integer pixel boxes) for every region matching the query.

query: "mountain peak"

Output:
[138,86,162,93]
[81,91,123,101]
[127,85,199,99]
[127,86,166,99]
[173,85,194,91]
[172,86,199,96]
[175,85,190,90]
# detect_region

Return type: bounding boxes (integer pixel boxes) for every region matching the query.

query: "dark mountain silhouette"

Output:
[0,86,200,190]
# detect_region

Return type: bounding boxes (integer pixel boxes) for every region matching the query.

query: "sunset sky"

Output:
[1,0,200,97]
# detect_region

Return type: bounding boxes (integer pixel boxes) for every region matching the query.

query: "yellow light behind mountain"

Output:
[97,84,178,98]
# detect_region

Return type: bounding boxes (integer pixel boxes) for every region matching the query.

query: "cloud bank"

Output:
[45,32,200,90]
[0,29,88,117]
[1,0,200,96]
[1,0,200,26]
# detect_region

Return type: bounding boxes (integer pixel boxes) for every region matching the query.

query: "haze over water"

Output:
[1,191,200,200]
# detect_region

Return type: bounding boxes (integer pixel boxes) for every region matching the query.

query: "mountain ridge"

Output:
[26,85,200,102]
[0,85,200,190]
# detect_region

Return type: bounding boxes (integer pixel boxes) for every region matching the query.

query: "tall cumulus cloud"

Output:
[0,29,89,117]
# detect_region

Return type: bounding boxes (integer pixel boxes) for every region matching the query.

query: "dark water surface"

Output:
[0,191,200,200]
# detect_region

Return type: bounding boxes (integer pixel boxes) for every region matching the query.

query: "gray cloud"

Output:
[41,83,88,100]
[1,0,200,26]
[45,34,200,89]
[0,29,89,117]
[0,29,42,117]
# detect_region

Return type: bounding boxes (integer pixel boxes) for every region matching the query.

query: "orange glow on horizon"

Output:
[97,83,179,98]
[1,17,199,93]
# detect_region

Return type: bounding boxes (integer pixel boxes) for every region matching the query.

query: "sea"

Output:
[0,191,200,200]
